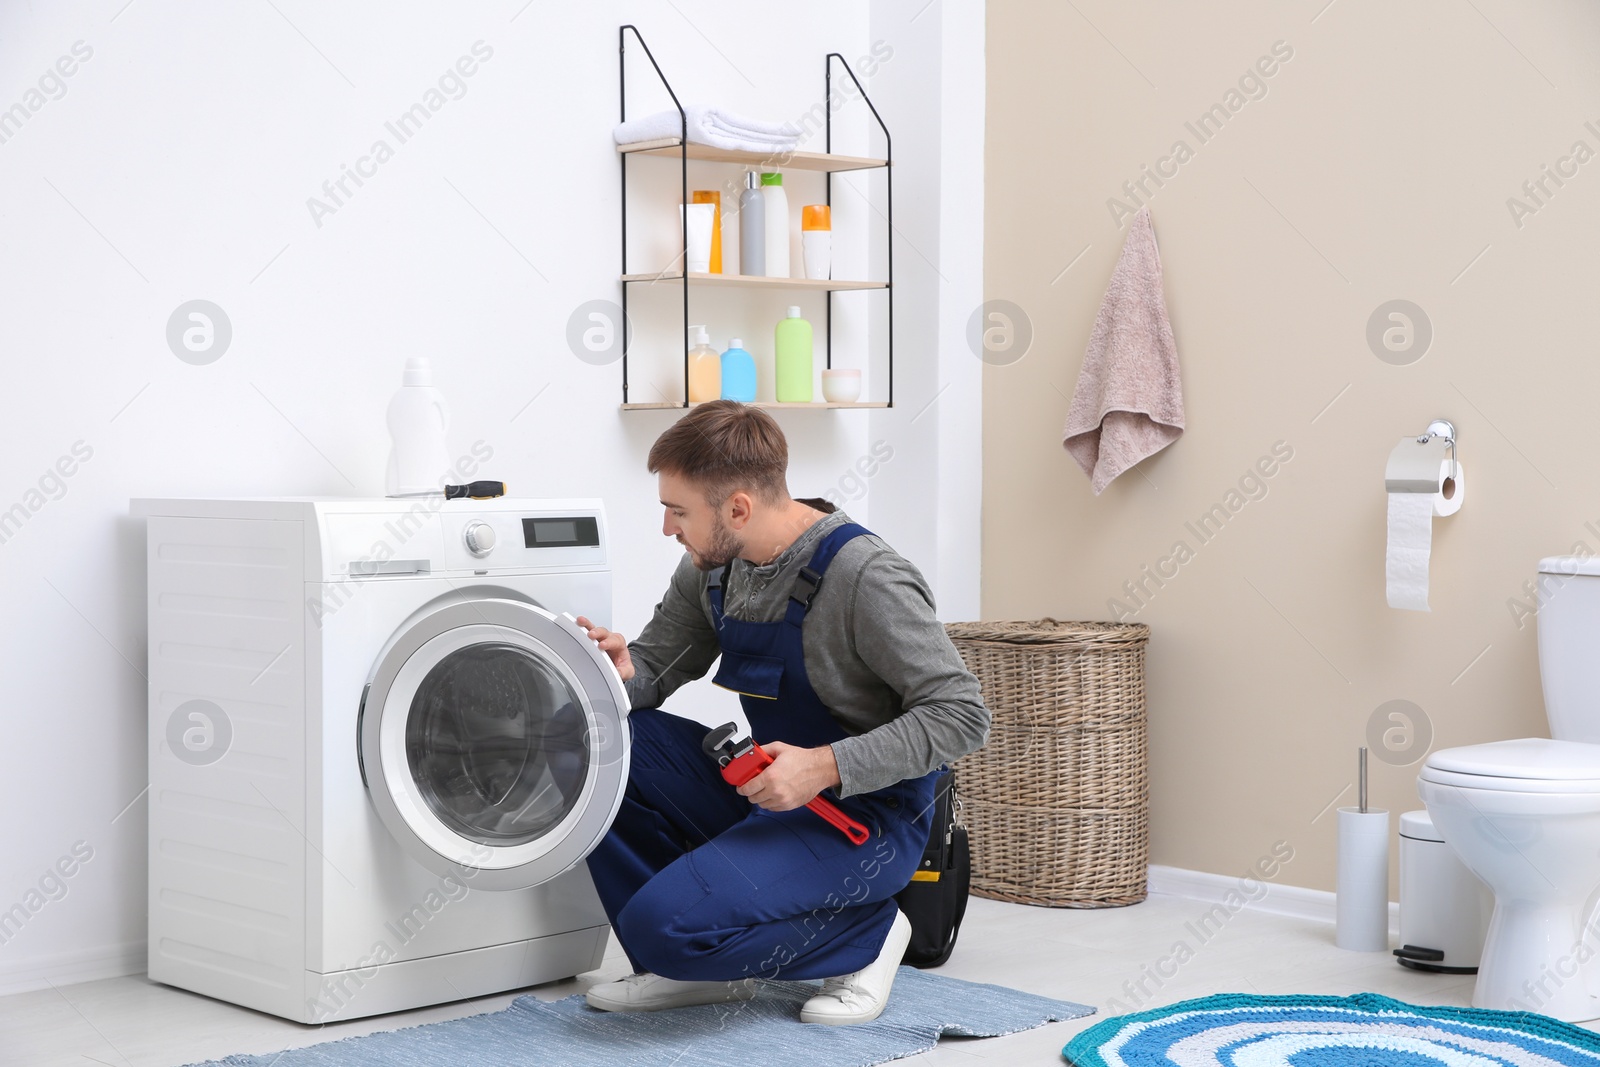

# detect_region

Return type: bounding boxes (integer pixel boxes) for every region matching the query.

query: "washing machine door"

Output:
[359,598,630,891]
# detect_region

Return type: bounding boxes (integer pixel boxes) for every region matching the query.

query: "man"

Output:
[576,400,989,1026]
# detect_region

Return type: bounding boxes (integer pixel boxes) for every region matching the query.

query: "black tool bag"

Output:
[894,769,970,968]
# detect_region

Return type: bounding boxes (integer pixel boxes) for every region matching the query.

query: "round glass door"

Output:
[407,643,588,847]
[360,598,629,891]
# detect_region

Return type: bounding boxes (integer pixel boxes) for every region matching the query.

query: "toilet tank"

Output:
[1538,556,1600,743]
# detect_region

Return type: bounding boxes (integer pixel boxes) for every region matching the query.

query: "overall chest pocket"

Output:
[711,650,784,700]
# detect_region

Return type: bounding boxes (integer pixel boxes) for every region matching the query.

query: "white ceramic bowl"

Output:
[1421,758,1600,1021]
[821,369,861,403]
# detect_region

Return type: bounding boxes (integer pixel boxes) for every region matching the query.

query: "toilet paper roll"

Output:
[1386,460,1464,612]
[1431,458,1464,519]
[1336,806,1390,952]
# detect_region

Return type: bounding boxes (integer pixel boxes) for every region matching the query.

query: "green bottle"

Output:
[774,305,813,402]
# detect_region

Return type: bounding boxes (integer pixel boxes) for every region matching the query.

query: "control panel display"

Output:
[522,515,599,549]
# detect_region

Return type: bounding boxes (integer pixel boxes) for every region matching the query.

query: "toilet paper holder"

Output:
[1386,419,1459,495]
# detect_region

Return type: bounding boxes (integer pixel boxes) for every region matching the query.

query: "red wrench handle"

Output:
[804,796,871,846]
[714,738,871,846]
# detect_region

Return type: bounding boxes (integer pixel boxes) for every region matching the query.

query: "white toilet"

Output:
[1419,555,1600,1022]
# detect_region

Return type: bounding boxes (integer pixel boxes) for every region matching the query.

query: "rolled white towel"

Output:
[614,105,801,154]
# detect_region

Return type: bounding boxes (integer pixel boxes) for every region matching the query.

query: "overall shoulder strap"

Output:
[706,560,732,617]
[785,522,872,626]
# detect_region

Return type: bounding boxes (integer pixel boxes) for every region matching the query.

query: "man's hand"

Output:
[737,742,841,812]
[575,616,635,682]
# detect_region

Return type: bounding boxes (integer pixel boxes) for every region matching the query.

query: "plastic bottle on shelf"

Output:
[760,172,790,278]
[739,172,765,277]
[801,204,832,280]
[687,325,721,403]
[720,338,756,402]
[774,307,812,403]
[692,190,723,273]
[385,357,451,496]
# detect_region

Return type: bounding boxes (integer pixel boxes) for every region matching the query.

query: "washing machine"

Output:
[133,497,632,1023]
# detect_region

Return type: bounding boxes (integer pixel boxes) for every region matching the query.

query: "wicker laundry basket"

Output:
[945,619,1150,908]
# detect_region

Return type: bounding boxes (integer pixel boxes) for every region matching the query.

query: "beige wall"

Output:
[983,0,1600,895]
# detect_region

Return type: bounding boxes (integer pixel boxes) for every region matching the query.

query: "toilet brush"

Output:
[1360,746,1367,812]
[1337,746,1390,951]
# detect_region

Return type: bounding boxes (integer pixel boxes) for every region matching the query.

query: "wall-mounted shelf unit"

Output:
[617,24,893,410]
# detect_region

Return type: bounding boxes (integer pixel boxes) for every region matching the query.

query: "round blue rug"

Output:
[1063,992,1600,1066]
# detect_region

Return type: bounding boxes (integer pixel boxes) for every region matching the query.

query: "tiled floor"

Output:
[0,892,1555,1066]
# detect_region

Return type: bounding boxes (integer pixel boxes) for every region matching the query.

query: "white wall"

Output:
[866,0,986,622]
[0,1,982,994]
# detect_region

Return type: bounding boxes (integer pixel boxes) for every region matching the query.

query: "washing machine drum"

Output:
[359,598,631,891]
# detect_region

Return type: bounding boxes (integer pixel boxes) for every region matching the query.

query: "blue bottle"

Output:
[720,338,757,402]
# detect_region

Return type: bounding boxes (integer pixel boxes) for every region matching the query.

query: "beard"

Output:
[681,514,745,571]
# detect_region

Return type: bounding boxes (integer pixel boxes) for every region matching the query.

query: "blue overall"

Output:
[585,522,939,982]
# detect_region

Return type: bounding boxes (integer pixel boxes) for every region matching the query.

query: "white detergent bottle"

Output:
[760,172,790,278]
[384,357,452,497]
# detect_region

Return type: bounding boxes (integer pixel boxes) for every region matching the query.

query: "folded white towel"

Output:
[614,105,801,154]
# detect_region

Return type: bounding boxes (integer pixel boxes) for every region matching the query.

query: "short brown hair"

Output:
[647,400,789,506]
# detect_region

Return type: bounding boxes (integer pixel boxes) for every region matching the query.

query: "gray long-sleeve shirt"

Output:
[623,507,991,797]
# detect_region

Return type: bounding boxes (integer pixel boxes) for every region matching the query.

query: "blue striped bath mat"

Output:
[181,967,1091,1067]
[1063,992,1600,1065]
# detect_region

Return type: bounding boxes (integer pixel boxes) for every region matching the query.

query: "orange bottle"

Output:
[692,190,722,274]
[687,325,721,403]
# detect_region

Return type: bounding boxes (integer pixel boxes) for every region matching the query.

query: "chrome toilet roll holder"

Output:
[1386,419,1459,495]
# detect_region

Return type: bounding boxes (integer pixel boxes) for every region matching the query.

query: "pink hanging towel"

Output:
[1062,206,1184,494]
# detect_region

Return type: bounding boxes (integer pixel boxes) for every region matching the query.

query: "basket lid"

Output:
[944,618,1149,647]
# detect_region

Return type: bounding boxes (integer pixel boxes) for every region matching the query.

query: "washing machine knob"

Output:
[464,522,496,557]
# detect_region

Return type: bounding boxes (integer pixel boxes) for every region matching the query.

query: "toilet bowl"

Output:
[1419,739,1600,1021]
[1418,555,1600,1022]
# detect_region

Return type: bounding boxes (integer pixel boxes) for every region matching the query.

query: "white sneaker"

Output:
[800,907,913,1025]
[585,971,759,1013]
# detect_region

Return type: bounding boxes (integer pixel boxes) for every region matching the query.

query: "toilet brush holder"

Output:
[1337,806,1391,951]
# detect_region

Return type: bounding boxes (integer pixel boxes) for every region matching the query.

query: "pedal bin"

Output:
[1395,809,1492,973]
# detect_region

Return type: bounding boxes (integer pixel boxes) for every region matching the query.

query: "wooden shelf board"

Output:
[621,272,886,292]
[621,400,889,411]
[617,138,888,173]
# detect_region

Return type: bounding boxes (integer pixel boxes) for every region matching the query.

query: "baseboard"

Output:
[1148,864,1400,935]
[0,940,146,997]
